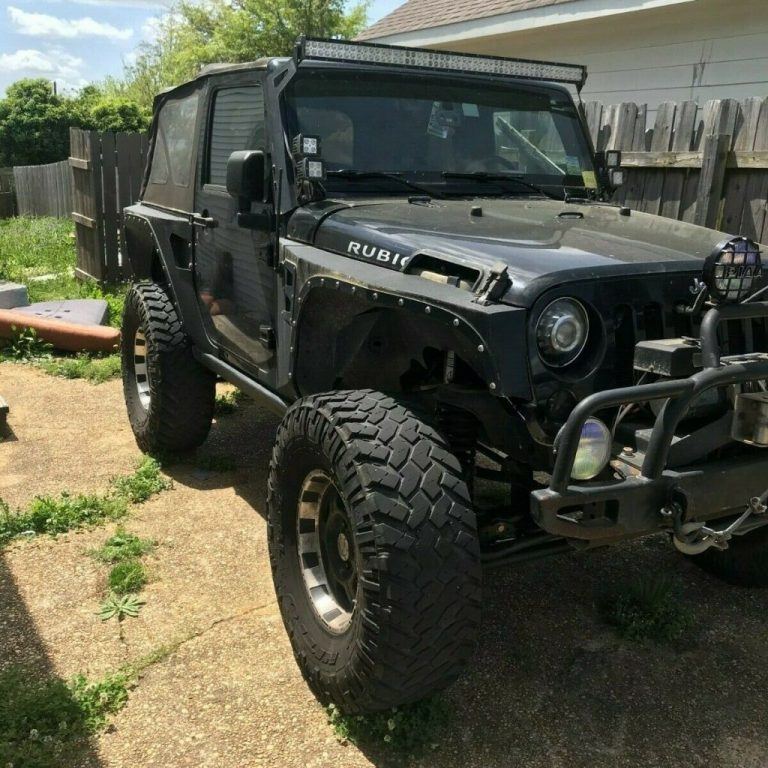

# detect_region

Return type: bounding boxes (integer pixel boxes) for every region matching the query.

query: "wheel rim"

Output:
[133,329,151,410]
[297,471,357,634]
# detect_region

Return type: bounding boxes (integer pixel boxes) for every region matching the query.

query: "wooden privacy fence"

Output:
[70,127,148,283]
[0,168,15,219]
[584,97,768,242]
[12,160,73,218]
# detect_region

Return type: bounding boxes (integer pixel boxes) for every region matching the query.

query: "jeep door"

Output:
[194,72,276,382]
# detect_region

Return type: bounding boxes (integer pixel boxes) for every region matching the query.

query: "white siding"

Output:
[387,0,768,121]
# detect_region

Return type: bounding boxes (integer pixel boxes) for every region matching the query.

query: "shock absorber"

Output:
[437,404,478,490]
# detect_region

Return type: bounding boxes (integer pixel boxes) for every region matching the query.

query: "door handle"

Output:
[191,213,219,229]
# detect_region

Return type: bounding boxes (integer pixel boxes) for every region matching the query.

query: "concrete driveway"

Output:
[2,362,768,768]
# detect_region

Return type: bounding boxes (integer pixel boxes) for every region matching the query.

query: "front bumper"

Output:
[531,301,768,543]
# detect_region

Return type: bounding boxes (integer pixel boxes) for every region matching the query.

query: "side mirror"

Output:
[226,150,265,201]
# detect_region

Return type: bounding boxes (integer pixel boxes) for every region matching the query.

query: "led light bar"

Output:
[297,37,587,90]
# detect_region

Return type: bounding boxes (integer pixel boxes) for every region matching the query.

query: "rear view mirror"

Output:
[226,150,265,201]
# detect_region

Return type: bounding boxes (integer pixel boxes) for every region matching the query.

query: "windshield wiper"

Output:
[442,172,564,201]
[327,170,446,199]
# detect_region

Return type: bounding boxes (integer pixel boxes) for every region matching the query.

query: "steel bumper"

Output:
[531,302,768,543]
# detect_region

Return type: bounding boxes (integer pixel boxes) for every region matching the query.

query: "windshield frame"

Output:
[280,61,598,203]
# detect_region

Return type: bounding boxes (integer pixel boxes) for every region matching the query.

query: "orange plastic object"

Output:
[0,308,120,353]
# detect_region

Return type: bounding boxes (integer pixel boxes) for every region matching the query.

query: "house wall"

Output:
[374,0,768,121]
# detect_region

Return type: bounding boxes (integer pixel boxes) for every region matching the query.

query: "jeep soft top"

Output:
[120,37,767,714]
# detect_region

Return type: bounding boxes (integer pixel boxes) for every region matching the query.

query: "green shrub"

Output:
[92,527,154,563]
[108,559,147,595]
[599,575,694,642]
[111,456,170,503]
[327,697,450,755]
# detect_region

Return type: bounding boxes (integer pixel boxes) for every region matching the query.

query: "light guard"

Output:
[297,37,587,90]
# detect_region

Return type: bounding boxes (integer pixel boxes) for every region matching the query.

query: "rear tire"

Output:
[688,526,768,586]
[267,390,482,714]
[121,282,215,454]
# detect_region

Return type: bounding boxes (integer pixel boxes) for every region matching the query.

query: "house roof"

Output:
[358,0,578,41]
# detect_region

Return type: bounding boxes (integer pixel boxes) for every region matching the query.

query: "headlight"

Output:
[536,298,589,368]
[704,237,763,303]
[571,417,612,481]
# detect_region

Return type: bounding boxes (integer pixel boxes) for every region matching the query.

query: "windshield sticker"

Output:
[582,170,598,189]
[427,102,461,140]
[462,103,480,118]
[347,240,410,268]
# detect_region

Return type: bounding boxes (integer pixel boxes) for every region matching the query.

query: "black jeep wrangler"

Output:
[121,37,768,714]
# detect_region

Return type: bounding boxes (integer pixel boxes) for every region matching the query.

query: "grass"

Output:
[91,526,154,563]
[599,574,694,642]
[39,352,122,384]
[0,217,126,326]
[0,666,131,768]
[107,559,148,595]
[111,456,171,503]
[0,457,170,545]
[327,697,451,755]
[0,217,126,384]
[0,493,128,542]
[214,390,244,416]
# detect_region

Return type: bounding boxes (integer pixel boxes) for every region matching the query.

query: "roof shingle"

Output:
[358,0,577,40]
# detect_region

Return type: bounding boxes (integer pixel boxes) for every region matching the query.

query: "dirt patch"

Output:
[2,361,768,767]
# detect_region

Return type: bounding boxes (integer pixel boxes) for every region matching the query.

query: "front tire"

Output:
[121,282,215,454]
[267,390,482,714]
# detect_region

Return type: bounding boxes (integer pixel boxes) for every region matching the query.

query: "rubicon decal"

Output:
[347,240,410,267]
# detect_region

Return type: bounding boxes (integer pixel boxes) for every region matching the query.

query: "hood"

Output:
[289,197,733,306]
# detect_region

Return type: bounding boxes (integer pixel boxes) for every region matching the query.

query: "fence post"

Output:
[694,133,731,229]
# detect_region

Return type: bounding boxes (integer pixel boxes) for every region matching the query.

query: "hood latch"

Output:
[473,261,511,305]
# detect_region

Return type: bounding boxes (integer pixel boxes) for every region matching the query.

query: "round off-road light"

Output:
[571,417,612,481]
[703,237,763,303]
[536,298,589,368]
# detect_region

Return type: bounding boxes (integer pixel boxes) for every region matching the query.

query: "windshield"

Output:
[283,69,596,197]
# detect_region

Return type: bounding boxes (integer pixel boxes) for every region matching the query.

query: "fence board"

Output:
[101,132,120,283]
[583,97,768,238]
[12,160,73,217]
[71,127,149,283]
[742,98,768,243]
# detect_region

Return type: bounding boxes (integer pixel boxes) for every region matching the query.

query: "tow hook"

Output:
[668,494,768,555]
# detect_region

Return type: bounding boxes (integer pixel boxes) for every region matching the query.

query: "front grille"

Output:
[591,276,768,388]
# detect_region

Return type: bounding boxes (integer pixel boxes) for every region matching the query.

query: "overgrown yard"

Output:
[2,361,768,767]
[0,217,125,381]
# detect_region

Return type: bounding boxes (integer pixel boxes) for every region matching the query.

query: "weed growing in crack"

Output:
[98,593,146,622]
[0,456,171,545]
[111,456,170,503]
[91,527,154,564]
[107,559,148,595]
